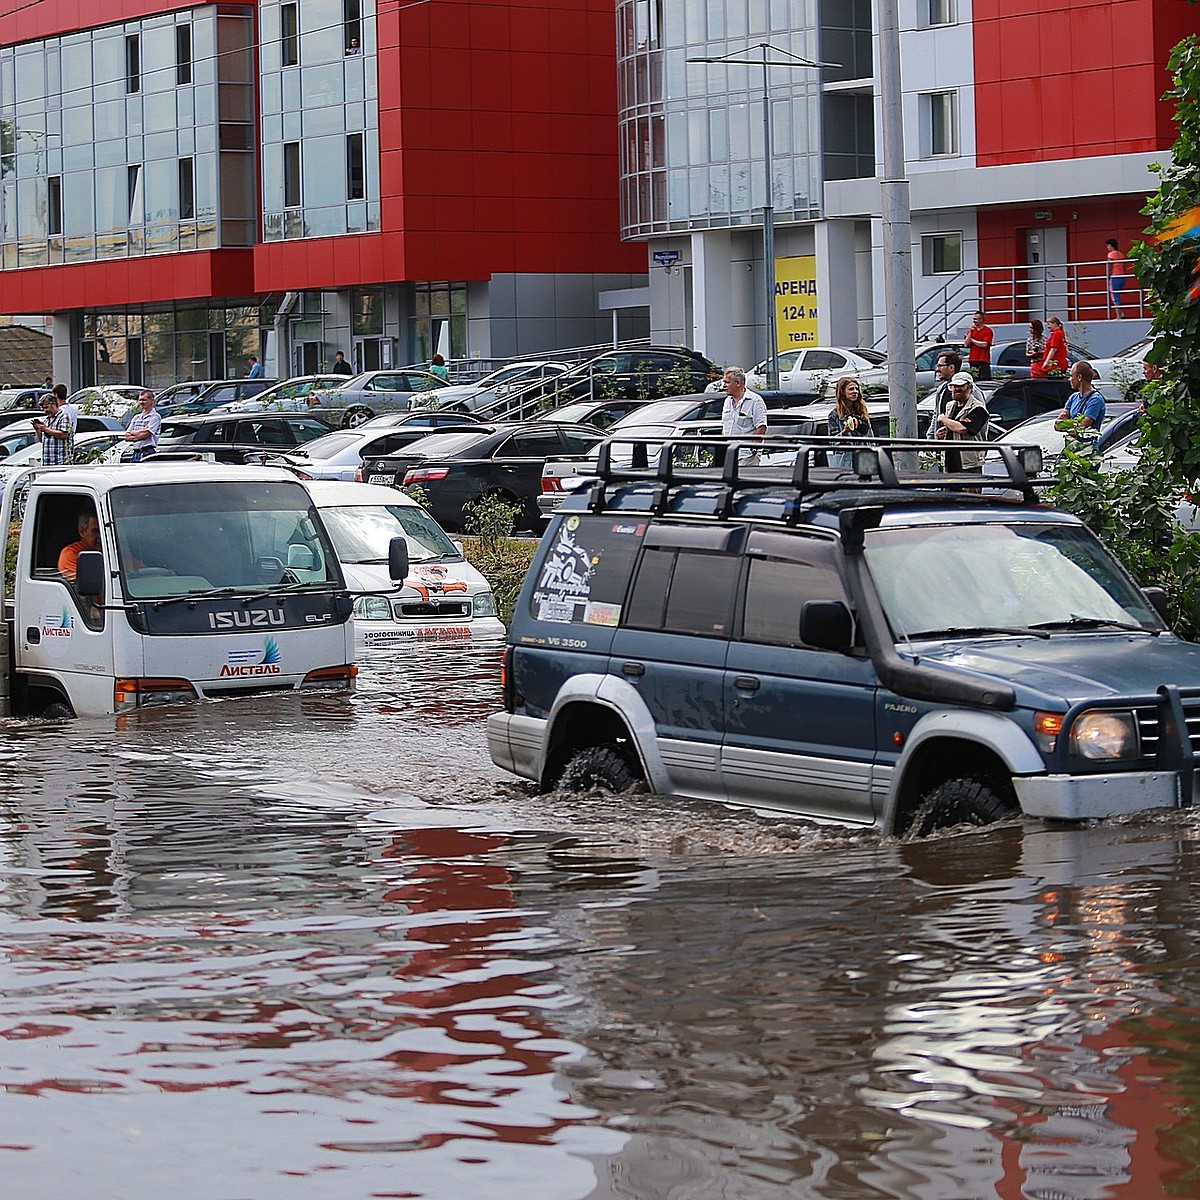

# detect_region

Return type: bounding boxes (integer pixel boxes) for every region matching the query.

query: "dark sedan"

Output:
[362,421,604,532]
[141,412,336,463]
[974,376,1125,432]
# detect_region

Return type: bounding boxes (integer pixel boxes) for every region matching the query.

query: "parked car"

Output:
[0,413,125,459]
[305,480,504,647]
[0,429,127,474]
[746,346,886,393]
[536,397,659,430]
[503,347,723,416]
[155,377,279,416]
[857,338,1090,394]
[356,409,482,433]
[982,404,1142,482]
[307,369,447,427]
[66,385,146,418]
[422,360,570,414]
[972,376,1124,432]
[218,374,348,412]
[0,386,52,409]
[361,421,605,532]
[261,418,481,481]
[120,412,335,463]
[1088,336,1156,391]
[490,440,1197,835]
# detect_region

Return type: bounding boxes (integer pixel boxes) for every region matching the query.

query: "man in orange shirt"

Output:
[965,310,994,381]
[58,510,100,582]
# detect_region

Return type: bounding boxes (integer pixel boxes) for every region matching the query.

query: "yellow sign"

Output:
[775,255,818,351]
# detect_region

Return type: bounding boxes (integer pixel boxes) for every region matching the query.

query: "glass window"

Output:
[346,132,364,200]
[178,157,195,220]
[743,557,845,646]
[125,34,140,94]
[176,24,192,85]
[283,141,301,207]
[48,175,62,236]
[926,0,956,26]
[281,4,300,68]
[922,232,962,275]
[663,550,738,635]
[127,164,143,225]
[343,0,363,52]
[922,91,959,157]
[529,516,646,624]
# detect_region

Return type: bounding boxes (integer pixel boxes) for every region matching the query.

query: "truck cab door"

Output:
[16,490,116,713]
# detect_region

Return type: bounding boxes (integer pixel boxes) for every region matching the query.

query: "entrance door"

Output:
[1024,226,1068,320]
[354,337,382,371]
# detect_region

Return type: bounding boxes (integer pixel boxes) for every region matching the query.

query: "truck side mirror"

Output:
[388,536,410,583]
[75,550,104,601]
[1143,586,1169,624]
[799,600,853,651]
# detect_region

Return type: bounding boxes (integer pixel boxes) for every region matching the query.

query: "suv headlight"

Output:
[472,591,497,617]
[1069,711,1138,760]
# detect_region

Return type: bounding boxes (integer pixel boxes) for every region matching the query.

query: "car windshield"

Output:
[543,402,596,423]
[865,522,1159,639]
[320,502,457,564]
[996,415,1067,455]
[611,400,700,428]
[110,480,340,597]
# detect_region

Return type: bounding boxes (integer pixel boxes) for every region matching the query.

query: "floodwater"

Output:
[3,643,1200,1199]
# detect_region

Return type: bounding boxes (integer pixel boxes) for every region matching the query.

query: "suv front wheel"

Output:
[902,775,1016,840]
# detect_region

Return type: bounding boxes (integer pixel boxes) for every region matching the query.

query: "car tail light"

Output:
[500,644,516,711]
[354,466,364,482]
[404,467,450,484]
[541,477,563,493]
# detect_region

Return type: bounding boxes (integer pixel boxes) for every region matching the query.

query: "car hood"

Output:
[907,632,1200,708]
[339,558,488,596]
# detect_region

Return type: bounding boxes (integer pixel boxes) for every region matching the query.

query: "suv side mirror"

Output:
[388,535,410,583]
[75,550,104,601]
[1143,586,1169,624]
[799,600,853,651]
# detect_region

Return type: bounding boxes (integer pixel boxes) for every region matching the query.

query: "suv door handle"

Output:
[734,675,760,693]
[621,661,645,678]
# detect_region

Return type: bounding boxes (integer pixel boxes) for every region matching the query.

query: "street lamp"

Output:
[687,43,834,390]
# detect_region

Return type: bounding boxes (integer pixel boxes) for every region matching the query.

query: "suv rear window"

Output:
[625,546,740,636]
[529,516,647,624]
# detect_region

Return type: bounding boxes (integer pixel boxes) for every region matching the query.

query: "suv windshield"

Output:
[865,522,1159,639]
[319,502,457,564]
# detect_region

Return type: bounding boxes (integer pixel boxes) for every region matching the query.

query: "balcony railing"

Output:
[915,257,1149,342]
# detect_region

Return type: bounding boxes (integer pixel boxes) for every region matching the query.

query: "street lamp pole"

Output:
[688,44,834,391]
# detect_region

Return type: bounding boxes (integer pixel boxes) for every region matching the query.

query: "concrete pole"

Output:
[761,46,779,390]
[877,0,917,439]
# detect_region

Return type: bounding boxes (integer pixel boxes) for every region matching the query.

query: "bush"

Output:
[459,534,537,626]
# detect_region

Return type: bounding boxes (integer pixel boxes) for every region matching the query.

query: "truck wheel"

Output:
[41,702,73,720]
[343,406,372,428]
[559,745,642,794]
[904,776,1015,839]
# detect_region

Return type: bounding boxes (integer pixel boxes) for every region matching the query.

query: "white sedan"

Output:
[747,347,886,393]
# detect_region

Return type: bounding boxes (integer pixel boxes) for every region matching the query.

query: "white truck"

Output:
[0,461,364,717]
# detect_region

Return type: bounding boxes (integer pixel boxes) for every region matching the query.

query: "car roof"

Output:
[304,479,422,508]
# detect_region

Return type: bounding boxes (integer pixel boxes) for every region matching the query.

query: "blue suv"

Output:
[488,436,1200,836]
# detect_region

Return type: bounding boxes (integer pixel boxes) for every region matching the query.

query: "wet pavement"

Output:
[2,640,1200,1198]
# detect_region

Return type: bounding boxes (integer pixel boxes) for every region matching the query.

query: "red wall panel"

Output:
[973,0,1200,167]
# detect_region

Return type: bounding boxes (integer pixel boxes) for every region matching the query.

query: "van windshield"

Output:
[865,521,1160,640]
[319,502,458,564]
[110,480,340,597]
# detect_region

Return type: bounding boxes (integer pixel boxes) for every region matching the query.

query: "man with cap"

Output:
[933,371,990,472]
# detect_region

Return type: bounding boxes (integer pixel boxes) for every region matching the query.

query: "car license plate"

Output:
[368,474,392,485]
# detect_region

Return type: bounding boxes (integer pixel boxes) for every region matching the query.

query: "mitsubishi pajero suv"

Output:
[488,435,1200,837]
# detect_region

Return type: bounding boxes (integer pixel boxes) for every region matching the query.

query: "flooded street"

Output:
[3,642,1200,1198]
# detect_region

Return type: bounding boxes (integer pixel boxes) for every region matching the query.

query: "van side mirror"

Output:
[1143,586,1169,624]
[799,600,853,651]
[75,550,104,601]
[388,535,410,583]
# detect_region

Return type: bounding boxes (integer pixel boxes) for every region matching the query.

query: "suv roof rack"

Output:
[586,435,1044,518]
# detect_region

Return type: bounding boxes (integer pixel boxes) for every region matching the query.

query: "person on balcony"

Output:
[1106,238,1128,319]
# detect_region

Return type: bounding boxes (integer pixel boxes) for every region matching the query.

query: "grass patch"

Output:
[460,535,538,627]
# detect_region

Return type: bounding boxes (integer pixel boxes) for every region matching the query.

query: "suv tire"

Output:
[559,745,642,794]
[903,776,1015,839]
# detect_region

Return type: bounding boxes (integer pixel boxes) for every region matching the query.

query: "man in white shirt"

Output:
[720,367,767,437]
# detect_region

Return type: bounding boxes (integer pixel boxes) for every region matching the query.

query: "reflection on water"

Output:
[1,644,1200,1197]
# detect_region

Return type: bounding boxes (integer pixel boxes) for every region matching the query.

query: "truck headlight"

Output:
[1069,711,1138,760]
[472,591,497,617]
[353,596,392,621]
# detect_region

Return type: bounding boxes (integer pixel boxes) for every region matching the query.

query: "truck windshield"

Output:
[864,522,1160,640]
[110,480,341,598]
[318,502,458,564]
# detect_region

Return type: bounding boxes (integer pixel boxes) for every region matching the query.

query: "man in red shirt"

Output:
[965,310,994,381]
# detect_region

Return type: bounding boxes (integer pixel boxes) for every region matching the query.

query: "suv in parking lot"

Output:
[489,438,1200,836]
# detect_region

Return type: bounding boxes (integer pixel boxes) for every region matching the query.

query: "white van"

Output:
[304,481,504,646]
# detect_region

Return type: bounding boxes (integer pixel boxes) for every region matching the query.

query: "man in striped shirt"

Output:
[32,392,75,466]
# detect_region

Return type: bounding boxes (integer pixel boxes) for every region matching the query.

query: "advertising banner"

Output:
[775,255,818,351]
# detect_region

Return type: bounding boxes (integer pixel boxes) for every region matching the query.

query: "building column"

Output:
[814,219,865,347]
[690,228,746,368]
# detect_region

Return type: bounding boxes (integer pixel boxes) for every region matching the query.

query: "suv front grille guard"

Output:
[587,436,1043,517]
